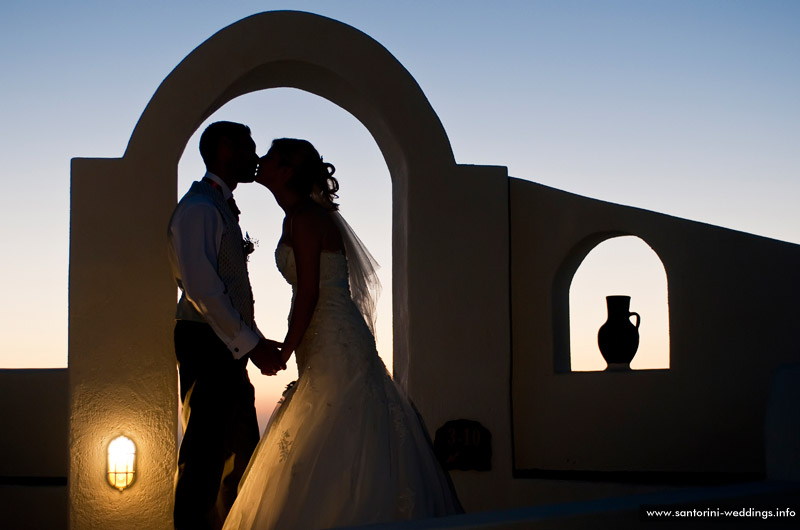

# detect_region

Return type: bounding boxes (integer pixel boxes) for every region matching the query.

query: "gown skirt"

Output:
[222,245,462,530]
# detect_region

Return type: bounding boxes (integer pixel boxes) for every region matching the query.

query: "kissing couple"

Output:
[167,121,462,530]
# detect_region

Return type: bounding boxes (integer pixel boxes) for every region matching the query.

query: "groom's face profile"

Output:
[230,133,259,184]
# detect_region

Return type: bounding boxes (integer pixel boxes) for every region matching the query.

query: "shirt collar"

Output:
[203,171,233,200]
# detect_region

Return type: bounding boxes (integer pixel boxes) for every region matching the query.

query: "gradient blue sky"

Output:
[2,1,798,413]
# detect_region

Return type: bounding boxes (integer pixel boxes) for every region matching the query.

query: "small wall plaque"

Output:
[434,419,492,471]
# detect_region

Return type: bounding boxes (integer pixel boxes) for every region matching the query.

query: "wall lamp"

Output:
[107,435,136,491]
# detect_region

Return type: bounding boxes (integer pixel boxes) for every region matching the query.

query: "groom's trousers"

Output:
[173,320,260,530]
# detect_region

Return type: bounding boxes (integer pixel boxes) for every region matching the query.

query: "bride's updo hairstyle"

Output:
[268,138,339,210]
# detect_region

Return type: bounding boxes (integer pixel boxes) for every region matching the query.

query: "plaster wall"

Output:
[68,11,490,528]
[400,164,512,512]
[66,10,800,528]
[510,179,800,475]
[0,368,68,478]
[69,156,178,528]
[0,369,68,529]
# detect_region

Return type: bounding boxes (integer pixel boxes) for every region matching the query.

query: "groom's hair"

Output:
[200,121,252,167]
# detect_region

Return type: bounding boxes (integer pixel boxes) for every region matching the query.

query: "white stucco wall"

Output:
[68,11,502,528]
[510,179,800,477]
[67,10,800,529]
[69,156,178,528]
[400,163,511,512]
[0,369,68,529]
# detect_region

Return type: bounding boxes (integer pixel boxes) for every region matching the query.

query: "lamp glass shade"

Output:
[107,435,136,490]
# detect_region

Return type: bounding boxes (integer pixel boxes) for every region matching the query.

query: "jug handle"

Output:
[630,312,641,329]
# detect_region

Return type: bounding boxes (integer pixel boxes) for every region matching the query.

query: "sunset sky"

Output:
[1,1,798,426]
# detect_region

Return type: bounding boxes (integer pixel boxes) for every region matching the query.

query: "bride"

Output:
[222,139,462,529]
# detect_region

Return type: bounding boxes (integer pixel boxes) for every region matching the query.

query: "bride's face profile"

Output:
[255,151,290,191]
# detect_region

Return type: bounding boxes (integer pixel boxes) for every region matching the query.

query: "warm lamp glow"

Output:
[107,435,136,491]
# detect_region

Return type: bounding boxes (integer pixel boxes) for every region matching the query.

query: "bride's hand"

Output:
[251,339,285,376]
[280,346,294,365]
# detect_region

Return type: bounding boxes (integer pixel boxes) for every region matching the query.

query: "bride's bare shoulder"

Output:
[287,202,337,247]
[292,201,330,227]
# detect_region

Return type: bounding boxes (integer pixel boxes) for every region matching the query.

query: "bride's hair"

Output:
[268,138,339,210]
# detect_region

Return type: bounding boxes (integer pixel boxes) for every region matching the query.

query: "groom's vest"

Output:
[173,180,255,328]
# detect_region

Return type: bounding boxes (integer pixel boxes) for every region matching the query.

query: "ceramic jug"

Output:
[597,295,640,368]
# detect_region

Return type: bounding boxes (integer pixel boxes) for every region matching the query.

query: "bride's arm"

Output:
[280,209,325,362]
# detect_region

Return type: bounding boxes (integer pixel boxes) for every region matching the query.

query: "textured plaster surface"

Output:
[67,10,800,528]
[0,369,69,528]
[68,10,497,528]
[510,179,800,476]
[765,363,800,481]
[0,369,68,477]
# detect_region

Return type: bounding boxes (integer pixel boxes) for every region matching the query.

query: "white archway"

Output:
[68,11,505,528]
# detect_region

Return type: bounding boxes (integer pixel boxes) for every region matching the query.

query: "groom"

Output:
[167,121,285,530]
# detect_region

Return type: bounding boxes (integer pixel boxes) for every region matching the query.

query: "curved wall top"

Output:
[125,10,455,174]
[70,13,518,524]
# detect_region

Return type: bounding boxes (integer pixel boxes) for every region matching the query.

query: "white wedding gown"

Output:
[222,243,462,530]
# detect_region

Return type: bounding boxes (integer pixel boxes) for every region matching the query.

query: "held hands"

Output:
[249,338,285,376]
[280,345,294,367]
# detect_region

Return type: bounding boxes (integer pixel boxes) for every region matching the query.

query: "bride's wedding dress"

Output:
[223,223,461,529]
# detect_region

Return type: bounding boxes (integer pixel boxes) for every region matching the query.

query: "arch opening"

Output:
[567,235,670,371]
[68,13,468,526]
[176,88,394,432]
[120,10,459,390]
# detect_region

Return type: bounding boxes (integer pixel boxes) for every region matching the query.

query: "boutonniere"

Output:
[243,232,258,261]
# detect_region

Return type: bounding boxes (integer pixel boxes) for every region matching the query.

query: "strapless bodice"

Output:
[275,243,350,291]
[274,243,376,375]
[223,244,462,530]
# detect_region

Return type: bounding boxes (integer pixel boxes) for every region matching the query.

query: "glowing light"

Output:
[107,436,136,491]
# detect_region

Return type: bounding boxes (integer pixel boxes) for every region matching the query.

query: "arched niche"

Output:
[567,235,670,371]
[552,232,670,373]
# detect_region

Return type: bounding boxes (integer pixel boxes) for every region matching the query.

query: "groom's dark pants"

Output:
[174,320,260,530]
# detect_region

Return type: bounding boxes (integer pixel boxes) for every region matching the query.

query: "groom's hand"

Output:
[249,338,285,375]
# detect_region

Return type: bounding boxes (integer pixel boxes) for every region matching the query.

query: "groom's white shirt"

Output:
[168,171,261,359]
